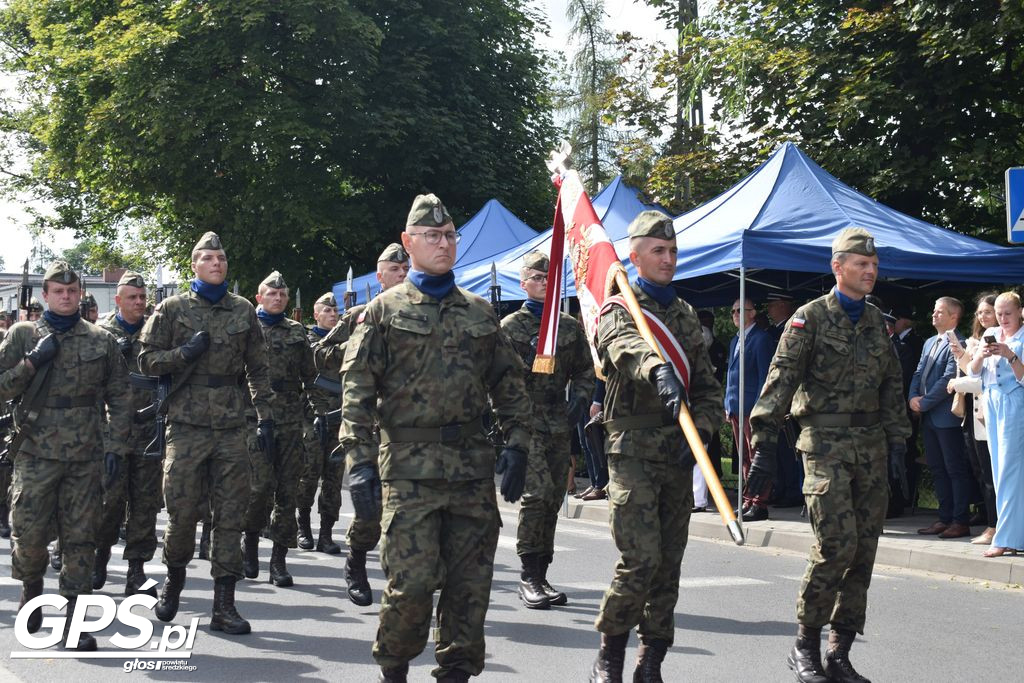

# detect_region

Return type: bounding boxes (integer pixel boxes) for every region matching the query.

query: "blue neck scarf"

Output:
[115,311,143,335]
[256,305,285,327]
[834,287,866,324]
[408,269,455,300]
[43,310,80,334]
[524,299,544,318]
[637,277,676,308]
[190,278,229,304]
[311,325,329,339]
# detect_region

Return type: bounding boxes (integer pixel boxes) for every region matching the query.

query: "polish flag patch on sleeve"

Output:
[790,317,806,329]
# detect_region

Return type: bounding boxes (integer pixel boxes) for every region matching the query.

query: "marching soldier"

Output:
[0,261,129,651]
[316,242,408,606]
[80,292,99,323]
[241,271,323,587]
[94,271,163,596]
[590,212,722,682]
[501,250,594,610]
[748,228,910,683]
[138,232,273,635]
[27,297,43,322]
[340,194,531,682]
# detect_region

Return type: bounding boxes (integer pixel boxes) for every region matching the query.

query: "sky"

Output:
[0,1,675,272]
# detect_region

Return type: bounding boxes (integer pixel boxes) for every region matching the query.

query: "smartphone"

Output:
[984,334,997,344]
[947,330,960,346]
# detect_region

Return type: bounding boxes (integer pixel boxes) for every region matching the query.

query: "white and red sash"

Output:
[600,295,692,393]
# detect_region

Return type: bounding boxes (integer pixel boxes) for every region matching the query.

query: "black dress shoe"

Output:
[742,505,769,522]
[691,506,708,513]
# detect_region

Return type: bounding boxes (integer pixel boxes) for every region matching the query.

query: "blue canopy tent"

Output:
[331,199,538,307]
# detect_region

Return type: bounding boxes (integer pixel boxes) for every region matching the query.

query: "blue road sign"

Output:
[1006,167,1024,244]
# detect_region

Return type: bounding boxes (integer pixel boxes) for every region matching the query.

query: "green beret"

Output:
[27,297,43,312]
[522,250,549,273]
[627,210,675,241]
[81,292,97,307]
[831,227,876,257]
[193,231,224,252]
[118,270,146,288]
[377,243,409,263]
[315,292,336,308]
[260,270,287,290]
[406,193,452,228]
[42,260,79,285]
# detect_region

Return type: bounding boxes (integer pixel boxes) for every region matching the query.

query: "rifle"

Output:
[18,259,31,313]
[313,373,341,396]
[292,288,303,323]
[129,371,169,459]
[344,267,355,310]
[489,261,502,317]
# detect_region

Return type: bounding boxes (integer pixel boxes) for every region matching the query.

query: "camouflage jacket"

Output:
[0,318,132,460]
[340,280,531,481]
[500,304,595,437]
[749,290,911,462]
[305,326,340,414]
[596,283,722,462]
[97,312,153,445]
[317,304,364,379]
[138,291,272,428]
[259,317,324,425]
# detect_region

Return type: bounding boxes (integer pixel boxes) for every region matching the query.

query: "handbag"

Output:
[950,367,966,419]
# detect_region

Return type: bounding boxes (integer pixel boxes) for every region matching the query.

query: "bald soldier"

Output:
[0,261,129,651]
[139,232,273,635]
[241,271,323,587]
[340,194,531,682]
[501,250,594,610]
[749,228,910,683]
[590,212,722,682]
[315,242,408,606]
[94,271,163,596]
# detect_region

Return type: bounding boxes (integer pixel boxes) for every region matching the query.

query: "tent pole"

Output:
[737,267,746,533]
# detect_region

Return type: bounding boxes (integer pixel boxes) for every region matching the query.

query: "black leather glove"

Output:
[313,413,329,450]
[103,452,120,489]
[178,331,210,362]
[744,446,777,499]
[25,333,59,369]
[650,363,684,422]
[495,445,527,503]
[888,441,910,499]
[566,393,589,427]
[116,336,133,358]
[679,428,710,468]
[256,419,276,466]
[348,461,382,520]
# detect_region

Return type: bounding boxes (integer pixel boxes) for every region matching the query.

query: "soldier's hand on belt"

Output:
[495,445,527,503]
[744,446,776,498]
[888,441,910,499]
[103,452,120,489]
[566,393,588,427]
[679,428,711,467]
[24,333,58,370]
[256,419,276,465]
[178,331,210,362]
[348,461,382,520]
[650,363,684,421]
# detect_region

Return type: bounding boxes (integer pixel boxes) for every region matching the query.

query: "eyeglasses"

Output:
[731,307,754,313]
[524,275,548,283]
[407,230,459,245]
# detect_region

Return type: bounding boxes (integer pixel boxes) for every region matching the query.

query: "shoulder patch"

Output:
[791,317,806,329]
[357,310,366,324]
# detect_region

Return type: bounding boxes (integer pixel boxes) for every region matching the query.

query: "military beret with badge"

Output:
[406,193,452,228]
[627,210,675,241]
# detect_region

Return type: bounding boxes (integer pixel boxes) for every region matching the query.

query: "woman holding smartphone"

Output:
[968,291,1024,557]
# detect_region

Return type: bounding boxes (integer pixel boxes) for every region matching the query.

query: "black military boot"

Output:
[242,531,260,579]
[632,638,668,683]
[518,554,551,610]
[0,504,10,539]
[345,549,373,606]
[92,545,111,590]
[198,521,211,560]
[316,522,341,554]
[50,540,62,572]
[155,567,186,622]
[269,543,294,587]
[437,669,471,682]
[591,631,629,683]
[538,553,567,606]
[210,576,251,635]
[824,628,871,683]
[125,559,158,597]
[297,508,314,550]
[787,625,829,683]
[62,597,97,651]
[378,664,409,683]
[19,579,44,634]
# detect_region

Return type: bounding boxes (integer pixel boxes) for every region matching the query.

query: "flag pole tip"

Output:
[727,520,745,546]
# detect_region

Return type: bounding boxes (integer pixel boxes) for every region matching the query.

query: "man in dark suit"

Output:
[725,298,776,521]
[764,292,803,507]
[910,297,972,538]
[888,303,924,517]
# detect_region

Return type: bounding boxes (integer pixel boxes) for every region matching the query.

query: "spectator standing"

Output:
[576,380,608,501]
[764,293,804,508]
[888,303,924,517]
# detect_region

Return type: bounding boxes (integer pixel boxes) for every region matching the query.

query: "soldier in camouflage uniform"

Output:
[0,261,129,651]
[138,232,274,635]
[317,242,408,606]
[296,291,341,553]
[748,228,910,683]
[241,271,324,587]
[340,194,531,682]
[94,271,163,597]
[80,292,99,323]
[27,297,44,322]
[591,212,722,683]
[501,250,594,610]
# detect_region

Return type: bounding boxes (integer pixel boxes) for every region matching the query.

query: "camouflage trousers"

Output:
[95,448,162,560]
[374,478,500,678]
[516,431,569,557]
[596,454,692,644]
[11,455,102,597]
[161,422,250,580]
[0,463,11,506]
[296,426,342,523]
[346,507,382,552]
[243,422,303,547]
[797,449,888,634]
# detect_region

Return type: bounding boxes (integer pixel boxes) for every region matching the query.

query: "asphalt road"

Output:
[1,498,1021,682]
